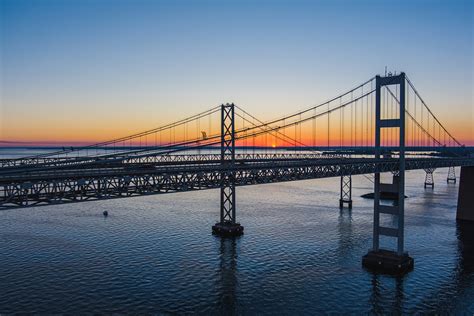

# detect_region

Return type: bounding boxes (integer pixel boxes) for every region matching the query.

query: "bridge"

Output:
[2,72,474,275]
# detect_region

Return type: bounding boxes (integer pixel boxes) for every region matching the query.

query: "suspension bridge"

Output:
[1,72,473,274]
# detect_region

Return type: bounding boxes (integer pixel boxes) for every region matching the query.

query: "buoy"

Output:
[103,210,108,217]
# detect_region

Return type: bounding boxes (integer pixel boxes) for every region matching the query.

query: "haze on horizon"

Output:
[0,0,473,146]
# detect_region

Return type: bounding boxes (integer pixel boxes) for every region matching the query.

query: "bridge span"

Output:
[2,72,474,275]
[0,156,472,209]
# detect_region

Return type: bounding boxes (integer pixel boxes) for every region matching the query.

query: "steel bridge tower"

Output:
[212,103,244,236]
[424,168,435,188]
[447,166,456,184]
[362,73,414,274]
[339,175,352,209]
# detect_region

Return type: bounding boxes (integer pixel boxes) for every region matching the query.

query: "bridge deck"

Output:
[1,156,473,209]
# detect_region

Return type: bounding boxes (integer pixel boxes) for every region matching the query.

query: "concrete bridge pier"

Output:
[380,174,400,199]
[456,166,474,222]
[339,175,353,209]
[212,103,244,237]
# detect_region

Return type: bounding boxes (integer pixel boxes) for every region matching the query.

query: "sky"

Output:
[0,0,473,146]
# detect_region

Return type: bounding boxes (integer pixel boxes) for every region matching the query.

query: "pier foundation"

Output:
[212,222,244,236]
[362,250,414,275]
[456,166,474,222]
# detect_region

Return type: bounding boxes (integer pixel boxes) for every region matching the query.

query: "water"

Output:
[0,153,473,313]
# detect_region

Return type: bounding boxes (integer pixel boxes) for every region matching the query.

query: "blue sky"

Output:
[0,0,473,143]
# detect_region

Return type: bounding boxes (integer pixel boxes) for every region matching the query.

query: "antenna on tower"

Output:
[384,66,387,76]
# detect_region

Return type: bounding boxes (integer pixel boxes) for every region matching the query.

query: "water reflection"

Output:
[216,237,238,315]
[414,220,474,312]
[1,167,473,313]
[369,274,404,314]
[367,221,474,314]
[336,208,354,260]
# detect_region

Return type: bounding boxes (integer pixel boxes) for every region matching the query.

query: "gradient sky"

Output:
[1,0,473,145]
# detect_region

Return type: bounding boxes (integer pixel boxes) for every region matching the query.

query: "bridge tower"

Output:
[362,73,414,274]
[447,166,456,184]
[212,103,244,237]
[424,168,435,188]
[339,175,352,209]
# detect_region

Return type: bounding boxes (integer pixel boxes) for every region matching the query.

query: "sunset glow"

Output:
[0,0,472,147]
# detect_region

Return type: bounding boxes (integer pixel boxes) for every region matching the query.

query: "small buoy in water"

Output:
[103,211,108,217]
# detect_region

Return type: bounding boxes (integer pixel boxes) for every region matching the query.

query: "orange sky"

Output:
[2,114,472,147]
[2,0,472,148]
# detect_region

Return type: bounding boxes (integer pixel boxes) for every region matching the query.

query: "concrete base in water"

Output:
[212,222,244,237]
[362,249,414,275]
[339,199,352,209]
[361,175,407,200]
[361,192,407,200]
[457,166,474,222]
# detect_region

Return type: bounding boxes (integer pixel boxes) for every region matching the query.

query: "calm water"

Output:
[0,151,473,313]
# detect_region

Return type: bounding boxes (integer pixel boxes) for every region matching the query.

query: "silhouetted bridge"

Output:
[2,73,474,275]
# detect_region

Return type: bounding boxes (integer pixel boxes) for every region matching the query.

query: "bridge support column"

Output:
[456,166,474,222]
[212,103,244,237]
[362,73,414,275]
[424,168,435,188]
[447,166,456,184]
[379,174,400,200]
[339,175,352,209]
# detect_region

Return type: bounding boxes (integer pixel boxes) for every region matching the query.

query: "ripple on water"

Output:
[0,169,473,313]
